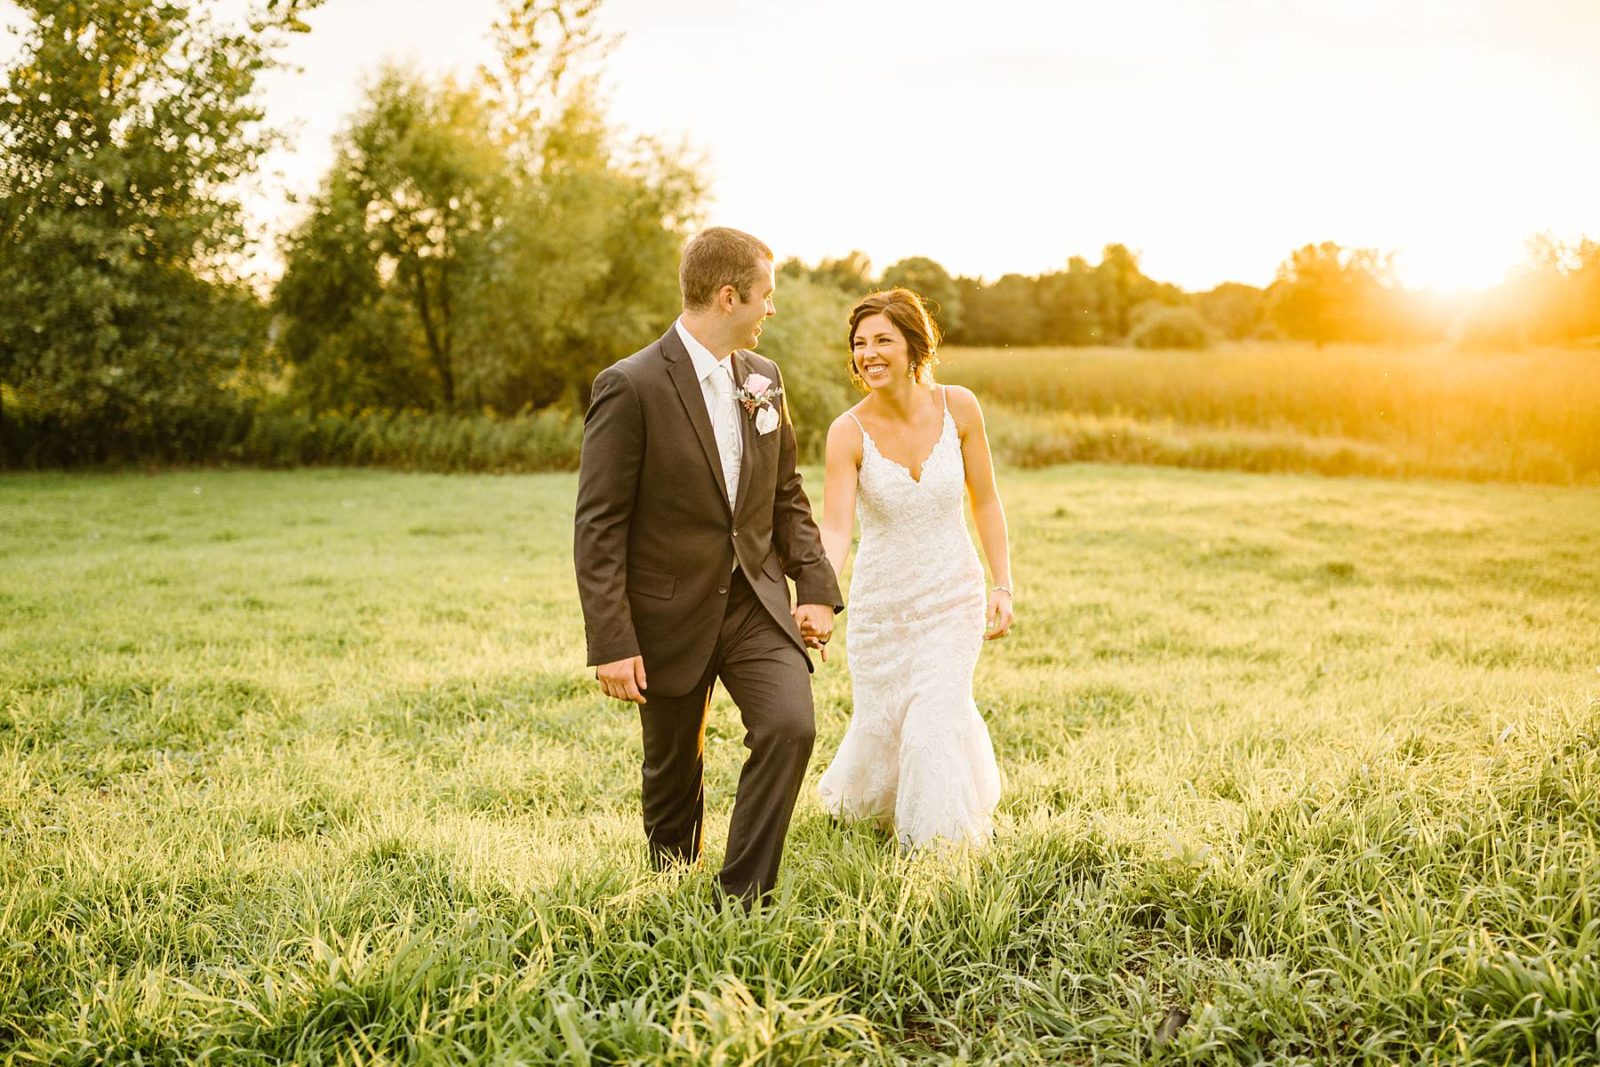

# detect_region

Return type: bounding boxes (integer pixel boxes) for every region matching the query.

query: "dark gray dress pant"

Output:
[637,567,815,901]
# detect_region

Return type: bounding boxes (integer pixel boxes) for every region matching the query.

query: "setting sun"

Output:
[1393,232,1527,294]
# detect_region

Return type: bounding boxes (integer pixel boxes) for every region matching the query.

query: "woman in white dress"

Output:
[814,288,1014,848]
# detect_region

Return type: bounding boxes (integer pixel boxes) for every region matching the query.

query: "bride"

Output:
[813,288,1014,848]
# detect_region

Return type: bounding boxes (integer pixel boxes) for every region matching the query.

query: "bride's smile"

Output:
[852,316,912,388]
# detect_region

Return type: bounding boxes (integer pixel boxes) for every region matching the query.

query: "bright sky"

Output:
[7,0,1600,291]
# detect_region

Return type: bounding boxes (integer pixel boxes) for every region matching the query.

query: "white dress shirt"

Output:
[675,318,742,505]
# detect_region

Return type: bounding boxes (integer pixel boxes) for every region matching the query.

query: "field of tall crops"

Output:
[940,343,1600,484]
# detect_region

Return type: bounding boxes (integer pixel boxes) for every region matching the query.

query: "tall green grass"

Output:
[941,343,1600,484]
[2,467,1598,1062]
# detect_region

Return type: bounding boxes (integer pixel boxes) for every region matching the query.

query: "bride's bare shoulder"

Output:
[942,384,984,428]
[827,407,866,453]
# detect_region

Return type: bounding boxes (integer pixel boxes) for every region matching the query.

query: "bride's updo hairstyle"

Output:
[846,288,942,393]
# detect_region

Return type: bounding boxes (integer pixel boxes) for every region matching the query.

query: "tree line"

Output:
[2,0,1596,469]
[786,239,1600,352]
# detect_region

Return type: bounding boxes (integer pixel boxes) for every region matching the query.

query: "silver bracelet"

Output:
[992,584,1012,596]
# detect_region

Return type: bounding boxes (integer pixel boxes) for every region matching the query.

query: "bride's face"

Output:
[851,313,909,390]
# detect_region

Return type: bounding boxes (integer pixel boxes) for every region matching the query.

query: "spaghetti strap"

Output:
[940,385,949,413]
[845,409,865,432]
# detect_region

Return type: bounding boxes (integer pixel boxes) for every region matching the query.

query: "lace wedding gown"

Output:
[817,393,1001,847]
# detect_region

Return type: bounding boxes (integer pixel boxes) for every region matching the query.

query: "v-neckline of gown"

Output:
[860,406,952,485]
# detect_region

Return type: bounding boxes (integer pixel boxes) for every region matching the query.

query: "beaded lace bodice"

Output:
[848,405,984,618]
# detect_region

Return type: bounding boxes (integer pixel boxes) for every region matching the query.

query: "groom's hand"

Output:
[596,655,648,704]
[792,603,834,663]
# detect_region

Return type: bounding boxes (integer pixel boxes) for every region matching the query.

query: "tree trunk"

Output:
[411,260,454,409]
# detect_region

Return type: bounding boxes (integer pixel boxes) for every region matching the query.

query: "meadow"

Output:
[2,465,1598,1064]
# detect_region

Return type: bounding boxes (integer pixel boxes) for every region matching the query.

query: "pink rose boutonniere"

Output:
[735,373,783,435]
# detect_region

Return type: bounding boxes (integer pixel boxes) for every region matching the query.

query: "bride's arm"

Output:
[819,415,862,584]
[951,387,1014,639]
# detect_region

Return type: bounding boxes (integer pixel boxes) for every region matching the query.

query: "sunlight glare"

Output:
[1393,233,1525,294]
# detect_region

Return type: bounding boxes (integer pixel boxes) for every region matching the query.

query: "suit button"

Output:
[731,526,740,536]
[717,585,728,595]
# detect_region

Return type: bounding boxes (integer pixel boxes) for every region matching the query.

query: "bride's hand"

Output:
[793,603,835,663]
[984,588,1013,640]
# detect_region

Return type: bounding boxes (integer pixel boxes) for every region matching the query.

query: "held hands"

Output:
[985,587,1014,641]
[792,603,835,663]
[596,655,648,704]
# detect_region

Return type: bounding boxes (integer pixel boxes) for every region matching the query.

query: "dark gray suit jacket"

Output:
[574,325,842,697]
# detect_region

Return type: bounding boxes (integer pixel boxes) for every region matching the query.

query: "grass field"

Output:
[3,467,1598,1063]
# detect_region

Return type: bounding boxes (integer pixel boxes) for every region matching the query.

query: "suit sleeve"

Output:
[769,364,844,612]
[574,365,644,665]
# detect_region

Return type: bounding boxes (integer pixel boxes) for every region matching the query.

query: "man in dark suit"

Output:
[573,227,842,903]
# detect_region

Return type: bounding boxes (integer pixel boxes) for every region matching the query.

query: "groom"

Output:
[573,227,842,903]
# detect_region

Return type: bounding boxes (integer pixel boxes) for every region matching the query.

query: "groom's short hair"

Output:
[680,227,774,311]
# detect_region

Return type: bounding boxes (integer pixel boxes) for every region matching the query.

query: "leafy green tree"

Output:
[805,251,876,294]
[1509,234,1600,345]
[273,0,700,415]
[276,67,506,411]
[880,256,964,337]
[483,0,613,151]
[754,275,854,460]
[1036,256,1107,345]
[959,273,1043,346]
[459,87,701,410]
[1194,282,1269,341]
[272,163,435,412]
[1128,304,1213,349]
[0,0,319,454]
[1094,243,1161,342]
[1269,242,1395,344]
[1569,238,1600,342]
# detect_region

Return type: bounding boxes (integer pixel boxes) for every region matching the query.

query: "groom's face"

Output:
[730,259,776,349]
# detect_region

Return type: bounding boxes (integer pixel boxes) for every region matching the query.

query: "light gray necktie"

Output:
[710,363,740,507]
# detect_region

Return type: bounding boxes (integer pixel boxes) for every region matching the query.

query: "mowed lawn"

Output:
[2,466,1598,1064]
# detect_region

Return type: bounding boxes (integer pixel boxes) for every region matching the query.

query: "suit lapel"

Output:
[661,326,734,514]
[731,350,758,516]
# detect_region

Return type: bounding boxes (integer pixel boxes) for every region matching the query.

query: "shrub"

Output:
[1128,306,1214,350]
[0,400,583,473]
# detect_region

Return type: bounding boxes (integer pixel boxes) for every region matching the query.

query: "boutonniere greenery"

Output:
[735,373,783,435]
